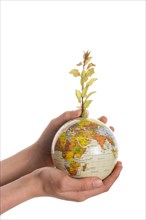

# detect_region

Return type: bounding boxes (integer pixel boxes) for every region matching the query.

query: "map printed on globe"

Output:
[51,118,118,180]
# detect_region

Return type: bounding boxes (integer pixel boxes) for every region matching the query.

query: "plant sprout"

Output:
[69,51,97,118]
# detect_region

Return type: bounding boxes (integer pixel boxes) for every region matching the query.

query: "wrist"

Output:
[29,168,44,197]
[33,141,52,167]
[23,172,39,198]
[0,173,37,214]
[32,167,51,197]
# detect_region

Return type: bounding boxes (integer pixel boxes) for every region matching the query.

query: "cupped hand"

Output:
[33,161,122,201]
[36,110,82,166]
[35,110,115,167]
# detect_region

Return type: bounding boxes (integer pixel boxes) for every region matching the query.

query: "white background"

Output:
[1,1,145,219]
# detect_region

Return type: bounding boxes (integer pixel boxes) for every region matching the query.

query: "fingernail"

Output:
[117,161,122,166]
[93,179,103,187]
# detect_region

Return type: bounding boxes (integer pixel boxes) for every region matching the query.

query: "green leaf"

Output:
[75,90,82,102]
[76,62,82,66]
[86,68,95,77]
[69,69,80,77]
[86,91,96,99]
[86,78,97,87]
[84,57,92,65]
[87,63,96,69]
[82,86,89,97]
[84,100,92,108]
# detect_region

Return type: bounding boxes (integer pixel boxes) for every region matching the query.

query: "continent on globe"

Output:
[51,118,118,180]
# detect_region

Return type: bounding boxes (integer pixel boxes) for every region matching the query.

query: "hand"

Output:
[33,161,122,201]
[0,161,122,214]
[35,110,82,167]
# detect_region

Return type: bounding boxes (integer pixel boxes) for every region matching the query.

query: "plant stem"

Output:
[81,60,85,117]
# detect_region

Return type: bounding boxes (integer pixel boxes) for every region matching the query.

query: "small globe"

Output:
[51,118,118,180]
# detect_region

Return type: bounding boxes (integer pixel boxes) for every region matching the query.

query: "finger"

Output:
[48,110,81,135]
[61,175,103,192]
[57,162,122,201]
[103,161,123,190]
[98,116,107,124]
[77,161,123,200]
[56,190,91,202]
[54,110,81,126]
[39,110,82,146]
[109,126,115,132]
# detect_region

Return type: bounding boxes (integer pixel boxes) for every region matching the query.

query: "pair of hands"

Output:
[34,110,122,201]
[0,110,122,214]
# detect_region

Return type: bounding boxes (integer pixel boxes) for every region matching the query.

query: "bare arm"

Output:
[0,144,47,186]
[0,173,36,214]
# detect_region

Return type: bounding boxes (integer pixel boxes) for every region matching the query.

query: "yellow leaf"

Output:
[69,69,80,77]
[86,68,95,77]
[75,90,82,102]
[86,78,97,87]
[82,86,88,97]
[76,62,82,66]
[84,77,88,83]
[84,100,92,108]
[86,91,96,99]
[80,76,88,86]
[81,70,86,78]
[87,63,96,69]
[83,51,91,60]
[84,57,92,65]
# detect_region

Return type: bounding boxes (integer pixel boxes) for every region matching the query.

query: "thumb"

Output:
[53,110,81,127]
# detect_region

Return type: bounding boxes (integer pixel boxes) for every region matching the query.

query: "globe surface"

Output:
[51,118,118,180]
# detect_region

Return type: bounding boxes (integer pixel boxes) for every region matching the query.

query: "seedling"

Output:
[69,51,97,118]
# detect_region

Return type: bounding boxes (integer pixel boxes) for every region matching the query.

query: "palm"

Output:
[36,161,122,201]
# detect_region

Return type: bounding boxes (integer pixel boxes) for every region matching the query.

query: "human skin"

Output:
[0,110,123,214]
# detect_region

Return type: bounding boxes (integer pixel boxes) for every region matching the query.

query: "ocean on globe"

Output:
[51,118,118,180]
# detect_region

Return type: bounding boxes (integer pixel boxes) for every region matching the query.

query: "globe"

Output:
[51,118,118,180]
